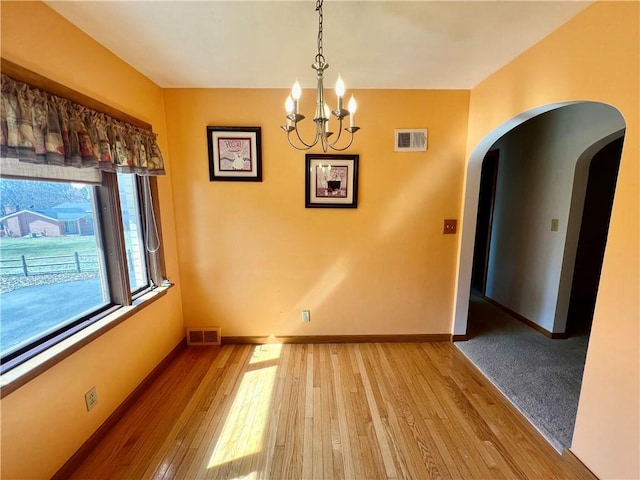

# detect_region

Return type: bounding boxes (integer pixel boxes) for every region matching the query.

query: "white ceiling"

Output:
[45,1,591,90]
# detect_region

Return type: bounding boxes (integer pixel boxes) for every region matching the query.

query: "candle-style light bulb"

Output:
[292,81,301,100]
[335,75,345,97]
[323,102,331,131]
[323,102,331,120]
[285,96,294,127]
[292,80,301,114]
[335,75,345,111]
[348,95,357,128]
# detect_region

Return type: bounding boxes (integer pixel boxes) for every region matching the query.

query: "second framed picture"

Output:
[305,154,359,208]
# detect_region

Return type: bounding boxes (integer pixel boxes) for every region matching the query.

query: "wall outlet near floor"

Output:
[551,218,559,231]
[302,310,311,322]
[85,386,98,411]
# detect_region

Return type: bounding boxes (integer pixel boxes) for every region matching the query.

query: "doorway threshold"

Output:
[455,295,589,452]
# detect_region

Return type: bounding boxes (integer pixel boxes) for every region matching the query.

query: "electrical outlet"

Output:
[443,219,457,234]
[302,310,311,322]
[85,386,98,411]
[551,218,559,231]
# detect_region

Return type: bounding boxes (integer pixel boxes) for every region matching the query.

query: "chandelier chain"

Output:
[316,0,324,63]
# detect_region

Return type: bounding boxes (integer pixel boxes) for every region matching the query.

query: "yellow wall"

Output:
[164,88,469,337]
[464,2,639,478]
[2,1,638,479]
[0,2,184,478]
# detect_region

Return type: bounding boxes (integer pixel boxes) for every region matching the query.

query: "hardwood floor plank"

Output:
[330,347,355,480]
[428,416,479,479]
[302,345,314,479]
[382,396,423,479]
[67,342,588,480]
[358,430,387,480]
[275,345,305,479]
[313,387,324,479]
[330,417,346,480]
[320,349,335,479]
[261,345,289,479]
[354,345,398,479]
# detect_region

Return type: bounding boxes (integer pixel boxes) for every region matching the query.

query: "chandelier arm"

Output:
[286,131,315,151]
[326,116,345,147]
[326,131,355,152]
[285,126,355,152]
[289,124,321,150]
[304,123,324,148]
[326,118,356,151]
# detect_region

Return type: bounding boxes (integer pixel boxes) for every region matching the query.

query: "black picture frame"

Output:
[305,154,359,208]
[207,126,262,182]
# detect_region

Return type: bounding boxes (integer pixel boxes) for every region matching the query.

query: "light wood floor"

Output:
[69,342,590,479]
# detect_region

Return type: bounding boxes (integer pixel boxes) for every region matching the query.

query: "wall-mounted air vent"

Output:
[394,129,428,152]
[186,327,221,346]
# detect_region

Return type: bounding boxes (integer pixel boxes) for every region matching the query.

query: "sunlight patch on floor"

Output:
[207,345,281,470]
[249,343,282,364]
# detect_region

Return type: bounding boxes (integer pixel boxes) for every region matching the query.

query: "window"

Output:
[0,172,163,373]
[118,173,149,294]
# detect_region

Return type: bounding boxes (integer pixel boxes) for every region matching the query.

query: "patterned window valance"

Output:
[0,74,165,175]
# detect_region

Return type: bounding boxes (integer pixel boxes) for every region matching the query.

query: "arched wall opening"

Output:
[453,101,626,337]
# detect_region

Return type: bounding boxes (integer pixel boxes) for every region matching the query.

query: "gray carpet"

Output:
[455,295,589,452]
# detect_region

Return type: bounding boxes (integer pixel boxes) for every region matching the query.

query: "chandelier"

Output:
[281,0,360,152]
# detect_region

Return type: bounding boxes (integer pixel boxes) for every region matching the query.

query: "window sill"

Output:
[0,284,172,399]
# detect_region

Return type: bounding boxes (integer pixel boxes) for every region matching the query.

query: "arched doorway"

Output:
[453,102,626,451]
[454,101,625,337]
